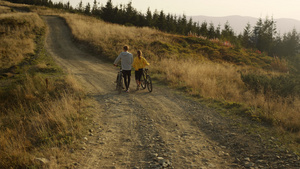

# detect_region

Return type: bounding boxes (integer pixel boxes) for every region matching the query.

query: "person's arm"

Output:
[130,54,134,64]
[130,54,134,69]
[113,54,121,66]
[143,57,150,66]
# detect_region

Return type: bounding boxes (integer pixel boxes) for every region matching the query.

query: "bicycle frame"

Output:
[116,66,123,94]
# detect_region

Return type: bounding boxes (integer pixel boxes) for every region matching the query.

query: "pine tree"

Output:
[101,0,114,22]
[157,10,166,31]
[199,21,208,37]
[84,2,91,15]
[251,17,277,54]
[77,0,84,12]
[208,22,215,39]
[221,21,234,41]
[48,0,53,7]
[186,18,193,35]
[146,8,152,27]
[152,10,159,28]
[165,14,176,33]
[124,1,138,25]
[178,14,187,35]
[92,0,100,16]
[282,29,300,57]
[242,23,252,48]
[65,1,70,10]
[215,24,221,39]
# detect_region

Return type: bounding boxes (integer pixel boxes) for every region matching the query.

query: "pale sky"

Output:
[53,0,300,21]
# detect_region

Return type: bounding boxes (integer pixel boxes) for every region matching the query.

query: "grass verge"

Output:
[0,5,87,168]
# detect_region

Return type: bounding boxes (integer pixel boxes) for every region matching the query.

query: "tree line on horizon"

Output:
[6,0,300,64]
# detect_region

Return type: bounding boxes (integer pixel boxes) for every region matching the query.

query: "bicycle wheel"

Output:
[146,75,152,92]
[140,73,146,89]
[117,73,123,94]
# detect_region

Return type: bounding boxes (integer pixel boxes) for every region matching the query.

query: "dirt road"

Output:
[43,16,299,169]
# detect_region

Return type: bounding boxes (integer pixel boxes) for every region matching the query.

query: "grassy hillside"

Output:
[57,13,299,142]
[0,12,42,69]
[0,2,86,168]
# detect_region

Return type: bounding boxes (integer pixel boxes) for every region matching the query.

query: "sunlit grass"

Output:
[0,5,86,168]
[0,12,44,69]
[61,13,171,60]
[152,58,300,134]
[0,74,85,168]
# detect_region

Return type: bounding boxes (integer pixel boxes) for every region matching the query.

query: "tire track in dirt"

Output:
[43,15,300,169]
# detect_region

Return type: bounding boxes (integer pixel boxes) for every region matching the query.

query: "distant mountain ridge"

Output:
[189,15,300,35]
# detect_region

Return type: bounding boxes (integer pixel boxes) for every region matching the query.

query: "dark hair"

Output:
[137,50,142,59]
[123,45,129,51]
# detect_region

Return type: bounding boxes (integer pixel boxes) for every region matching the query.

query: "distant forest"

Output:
[6,0,300,60]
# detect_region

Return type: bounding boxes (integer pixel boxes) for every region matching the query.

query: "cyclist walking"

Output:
[132,50,150,90]
[114,45,133,93]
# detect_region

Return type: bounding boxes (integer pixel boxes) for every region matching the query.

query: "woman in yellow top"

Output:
[132,50,150,90]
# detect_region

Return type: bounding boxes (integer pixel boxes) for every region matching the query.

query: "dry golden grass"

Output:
[0,5,86,168]
[61,13,170,60]
[152,58,300,133]
[0,74,85,168]
[58,12,300,136]
[0,5,11,14]
[270,56,289,73]
[0,12,45,69]
[152,58,243,100]
[155,59,244,100]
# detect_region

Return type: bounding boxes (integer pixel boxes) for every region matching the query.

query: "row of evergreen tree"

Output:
[7,0,300,59]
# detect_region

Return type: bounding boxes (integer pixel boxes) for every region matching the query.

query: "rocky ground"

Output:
[44,15,299,169]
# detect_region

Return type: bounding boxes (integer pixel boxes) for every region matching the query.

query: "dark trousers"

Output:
[122,70,131,90]
[135,69,143,81]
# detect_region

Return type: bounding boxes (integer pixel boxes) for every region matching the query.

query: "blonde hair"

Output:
[137,50,142,59]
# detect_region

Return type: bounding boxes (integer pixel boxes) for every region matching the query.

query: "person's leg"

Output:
[125,76,129,90]
[135,71,139,89]
[127,71,131,90]
[123,71,129,91]
[123,70,131,92]
[138,69,143,84]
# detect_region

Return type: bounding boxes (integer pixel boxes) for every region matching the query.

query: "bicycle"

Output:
[115,65,123,94]
[140,68,152,92]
